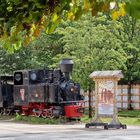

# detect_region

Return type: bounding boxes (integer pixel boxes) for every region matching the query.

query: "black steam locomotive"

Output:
[0,59,84,119]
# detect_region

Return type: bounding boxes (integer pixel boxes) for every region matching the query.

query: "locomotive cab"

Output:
[14,70,29,106]
[14,69,48,105]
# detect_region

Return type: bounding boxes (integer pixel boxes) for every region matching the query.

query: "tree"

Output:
[115,16,140,109]
[0,47,33,74]
[0,32,61,74]
[0,0,139,51]
[52,14,126,88]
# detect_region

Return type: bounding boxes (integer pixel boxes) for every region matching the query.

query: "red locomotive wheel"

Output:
[35,112,41,117]
[47,109,54,118]
[48,113,54,119]
[34,110,42,117]
[41,112,48,118]
[41,109,54,119]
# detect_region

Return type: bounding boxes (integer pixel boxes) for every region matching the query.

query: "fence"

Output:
[82,84,140,110]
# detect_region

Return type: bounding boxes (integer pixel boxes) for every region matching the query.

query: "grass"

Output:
[118,110,140,117]
[14,114,67,124]
[81,115,140,125]
[118,117,140,125]
[118,110,140,125]
[0,110,140,125]
[81,110,140,126]
[0,114,67,124]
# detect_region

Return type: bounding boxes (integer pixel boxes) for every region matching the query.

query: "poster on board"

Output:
[98,80,114,116]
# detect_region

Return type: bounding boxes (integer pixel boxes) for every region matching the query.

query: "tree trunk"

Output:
[127,81,133,110]
[88,83,92,118]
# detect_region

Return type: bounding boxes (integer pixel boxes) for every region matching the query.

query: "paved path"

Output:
[0,121,140,140]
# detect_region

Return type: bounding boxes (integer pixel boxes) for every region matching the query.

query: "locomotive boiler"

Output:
[13,59,84,119]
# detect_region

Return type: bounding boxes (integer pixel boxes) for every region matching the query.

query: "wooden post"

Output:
[128,82,133,110]
[121,86,123,109]
[88,85,92,118]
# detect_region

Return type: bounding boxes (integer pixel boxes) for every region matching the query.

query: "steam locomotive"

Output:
[0,59,84,119]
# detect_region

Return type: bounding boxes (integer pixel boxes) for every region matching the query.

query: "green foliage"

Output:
[126,0,140,19]
[15,113,22,120]
[52,13,127,90]
[0,0,87,51]
[0,31,61,74]
[0,46,33,74]
[119,110,140,118]
[0,0,140,51]
[116,16,140,84]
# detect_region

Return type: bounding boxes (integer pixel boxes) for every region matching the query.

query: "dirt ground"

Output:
[0,120,140,140]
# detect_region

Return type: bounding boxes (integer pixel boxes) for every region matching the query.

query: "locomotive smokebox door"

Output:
[14,71,29,106]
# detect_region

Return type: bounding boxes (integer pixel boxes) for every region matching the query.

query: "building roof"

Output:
[89,70,124,79]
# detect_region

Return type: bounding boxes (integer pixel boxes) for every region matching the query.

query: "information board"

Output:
[98,80,114,116]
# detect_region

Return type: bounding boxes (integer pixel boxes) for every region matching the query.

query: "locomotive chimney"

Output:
[60,58,74,81]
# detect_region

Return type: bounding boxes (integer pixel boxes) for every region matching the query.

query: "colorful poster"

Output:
[20,88,25,101]
[98,81,114,115]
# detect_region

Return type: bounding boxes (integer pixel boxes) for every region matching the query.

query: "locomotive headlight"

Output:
[35,93,39,98]
[70,86,78,93]
[15,73,22,81]
[70,87,74,92]
[30,72,37,81]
